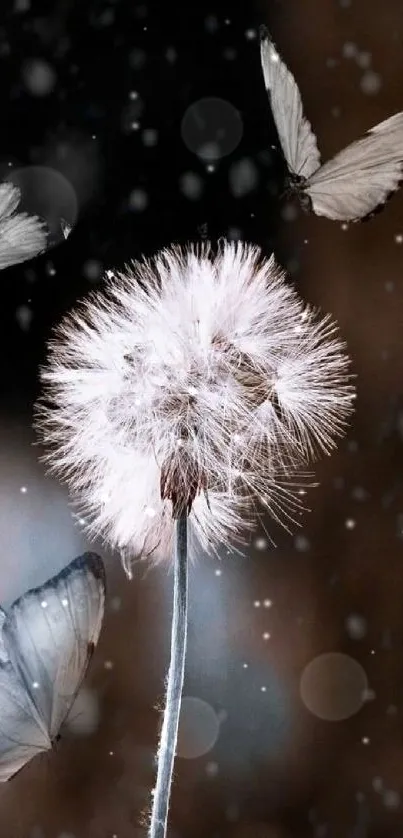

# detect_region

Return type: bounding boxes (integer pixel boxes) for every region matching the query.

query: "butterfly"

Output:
[259,25,403,222]
[0,552,105,781]
[0,182,47,270]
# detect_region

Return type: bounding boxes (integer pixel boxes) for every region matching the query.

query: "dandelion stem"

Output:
[148,514,188,838]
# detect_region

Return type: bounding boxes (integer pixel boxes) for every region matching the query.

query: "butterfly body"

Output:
[0,552,105,781]
[284,174,313,213]
[260,25,403,222]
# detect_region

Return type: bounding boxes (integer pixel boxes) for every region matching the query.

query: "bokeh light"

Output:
[21,59,57,97]
[300,652,368,721]
[181,97,243,160]
[177,696,220,759]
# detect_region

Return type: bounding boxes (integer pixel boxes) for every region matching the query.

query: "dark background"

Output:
[0,0,403,836]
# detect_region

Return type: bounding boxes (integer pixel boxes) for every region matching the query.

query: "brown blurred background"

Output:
[1,0,403,835]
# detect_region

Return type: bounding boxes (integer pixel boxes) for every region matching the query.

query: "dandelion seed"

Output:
[36,240,354,838]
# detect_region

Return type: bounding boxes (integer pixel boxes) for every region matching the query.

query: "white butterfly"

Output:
[0,552,105,781]
[0,182,47,269]
[260,25,403,222]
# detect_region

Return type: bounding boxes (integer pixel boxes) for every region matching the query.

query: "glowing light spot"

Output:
[362,687,376,702]
[205,760,219,777]
[300,652,368,721]
[383,789,400,809]
[345,613,367,640]
[177,696,220,759]
[373,776,383,792]
[41,600,48,608]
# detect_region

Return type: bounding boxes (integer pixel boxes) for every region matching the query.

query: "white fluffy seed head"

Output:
[36,241,355,575]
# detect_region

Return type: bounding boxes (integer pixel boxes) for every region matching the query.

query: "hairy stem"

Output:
[148,515,188,838]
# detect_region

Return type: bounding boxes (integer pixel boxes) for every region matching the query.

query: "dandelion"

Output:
[35,240,355,838]
[0,182,47,269]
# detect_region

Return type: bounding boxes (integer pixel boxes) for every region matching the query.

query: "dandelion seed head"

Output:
[36,241,354,573]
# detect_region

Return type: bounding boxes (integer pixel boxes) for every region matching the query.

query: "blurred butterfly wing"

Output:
[259,27,321,178]
[3,553,105,742]
[0,607,7,662]
[0,214,47,269]
[306,112,403,220]
[0,184,21,220]
[0,608,50,782]
[0,181,47,269]
[0,661,51,781]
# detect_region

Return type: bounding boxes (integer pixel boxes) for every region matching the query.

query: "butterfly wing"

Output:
[0,182,47,269]
[0,183,21,220]
[0,608,51,782]
[259,26,321,178]
[2,553,106,742]
[305,112,403,220]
